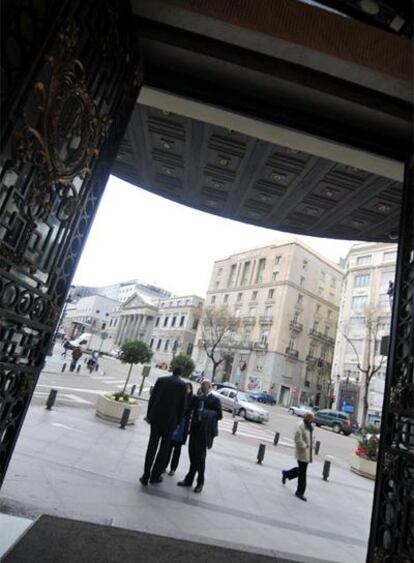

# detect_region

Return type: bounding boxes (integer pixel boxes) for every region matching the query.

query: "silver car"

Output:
[212,388,269,423]
[288,404,314,417]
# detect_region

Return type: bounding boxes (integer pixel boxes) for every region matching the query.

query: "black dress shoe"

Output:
[194,485,203,493]
[282,471,286,485]
[177,480,192,487]
[139,476,148,487]
[149,476,163,484]
[295,492,307,501]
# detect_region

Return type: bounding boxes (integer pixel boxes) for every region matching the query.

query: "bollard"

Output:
[273,432,280,446]
[76,364,81,373]
[257,443,266,464]
[130,384,136,395]
[120,408,131,429]
[46,389,58,410]
[322,459,331,481]
[315,440,321,455]
[232,421,238,435]
[61,363,66,372]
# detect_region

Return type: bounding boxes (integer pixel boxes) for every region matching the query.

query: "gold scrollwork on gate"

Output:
[5,22,111,264]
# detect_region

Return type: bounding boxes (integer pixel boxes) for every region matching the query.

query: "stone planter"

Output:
[350,454,377,480]
[96,394,140,424]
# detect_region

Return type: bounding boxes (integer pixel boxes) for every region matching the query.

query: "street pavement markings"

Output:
[33,391,93,405]
[219,418,294,447]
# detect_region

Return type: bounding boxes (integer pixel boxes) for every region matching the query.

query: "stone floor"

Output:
[1,404,374,562]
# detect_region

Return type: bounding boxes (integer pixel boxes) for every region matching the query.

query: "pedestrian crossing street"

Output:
[219,417,294,448]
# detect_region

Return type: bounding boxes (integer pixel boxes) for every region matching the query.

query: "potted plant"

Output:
[96,340,153,424]
[350,424,379,479]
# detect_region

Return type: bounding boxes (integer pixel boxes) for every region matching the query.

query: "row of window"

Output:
[211,288,275,306]
[149,338,193,355]
[353,271,395,288]
[160,299,195,307]
[155,314,187,328]
[351,294,391,309]
[354,250,397,266]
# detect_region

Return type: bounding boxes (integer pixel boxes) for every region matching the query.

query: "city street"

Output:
[35,345,359,469]
[1,346,375,563]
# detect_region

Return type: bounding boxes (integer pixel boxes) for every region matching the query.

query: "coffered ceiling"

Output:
[113,102,402,242]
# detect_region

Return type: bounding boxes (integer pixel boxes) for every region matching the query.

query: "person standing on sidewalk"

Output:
[282,411,314,501]
[140,367,187,486]
[177,379,222,493]
[164,382,194,476]
[70,346,82,372]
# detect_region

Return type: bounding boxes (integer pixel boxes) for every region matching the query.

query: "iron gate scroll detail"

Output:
[368,157,414,563]
[0,0,142,486]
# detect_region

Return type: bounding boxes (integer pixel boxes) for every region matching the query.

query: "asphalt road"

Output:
[32,344,358,468]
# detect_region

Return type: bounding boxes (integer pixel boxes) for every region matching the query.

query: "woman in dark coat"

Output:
[165,382,193,476]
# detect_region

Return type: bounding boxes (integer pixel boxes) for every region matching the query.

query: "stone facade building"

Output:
[150,295,204,366]
[193,239,343,407]
[331,242,397,425]
[113,293,158,347]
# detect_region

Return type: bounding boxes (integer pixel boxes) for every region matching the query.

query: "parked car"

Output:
[212,388,269,422]
[191,369,204,383]
[288,404,314,417]
[212,381,238,391]
[69,333,92,349]
[248,392,276,405]
[315,409,353,435]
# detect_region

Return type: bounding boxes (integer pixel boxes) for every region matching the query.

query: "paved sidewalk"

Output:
[1,404,374,563]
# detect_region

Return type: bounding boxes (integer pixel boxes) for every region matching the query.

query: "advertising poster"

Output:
[246,375,262,392]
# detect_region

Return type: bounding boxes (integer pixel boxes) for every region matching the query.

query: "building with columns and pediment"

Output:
[113,293,159,348]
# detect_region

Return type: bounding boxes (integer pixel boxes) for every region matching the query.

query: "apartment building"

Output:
[331,242,397,424]
[193,238,343,407]
[150,295,204,366]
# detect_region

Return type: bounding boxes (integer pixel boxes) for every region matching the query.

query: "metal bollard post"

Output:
[315,440,321,455]
[130,384,136,395]
[76,364,81,373]
[273,432,280,446]
[46,389,58,410]
[322,459,331,481]
[120,408,131,429]
[257,443,266,464]
[232,421,238,435]
[61,363,66,372]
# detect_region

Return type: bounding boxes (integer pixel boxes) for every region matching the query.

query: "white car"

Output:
[288,404,314,417]
[212,388,269,423]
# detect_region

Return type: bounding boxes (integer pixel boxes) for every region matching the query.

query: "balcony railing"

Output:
[243,316,256,324]
[285,347,299,359]
[309,328,335,346]
[253,341,268,350]
[306,354,317,363]
[289,320,303,332]
[259,315,273,324]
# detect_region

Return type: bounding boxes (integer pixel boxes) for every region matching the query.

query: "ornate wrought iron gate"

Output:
[0,0,142,486]
[367,157,414,562]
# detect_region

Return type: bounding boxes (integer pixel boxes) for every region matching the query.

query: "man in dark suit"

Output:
[177,379,222,493]
[140,366,187,486]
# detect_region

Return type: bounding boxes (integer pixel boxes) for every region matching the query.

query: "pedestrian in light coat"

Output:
[282,411,314,501]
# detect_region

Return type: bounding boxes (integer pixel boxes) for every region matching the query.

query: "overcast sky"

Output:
[73,176,361,297]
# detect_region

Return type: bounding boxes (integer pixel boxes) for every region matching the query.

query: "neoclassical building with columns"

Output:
[112,293,158,348]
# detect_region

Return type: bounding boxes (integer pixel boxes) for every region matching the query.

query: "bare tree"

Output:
[199,306,240,381]
[341,308,386,428]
